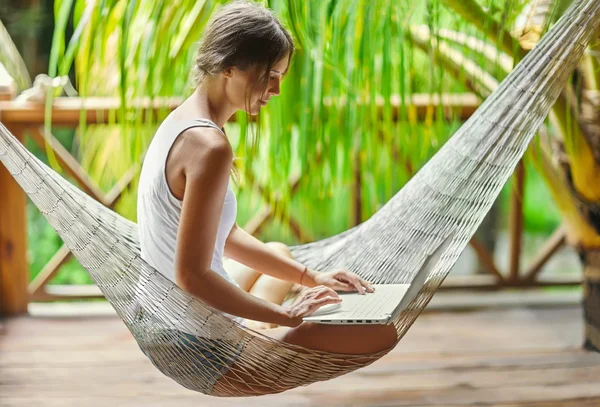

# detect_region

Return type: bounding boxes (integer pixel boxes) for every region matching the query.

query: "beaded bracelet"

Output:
[299,266,308,285]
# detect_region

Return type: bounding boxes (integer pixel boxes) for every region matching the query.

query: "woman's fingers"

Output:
[310,296,342,311]
[346,277,365,294]
[337,273,368,294]
[314,285,340,299]
[361,279,375,293]
[299,295,341,317]
[316,296,342,306]
[346,273,374,293]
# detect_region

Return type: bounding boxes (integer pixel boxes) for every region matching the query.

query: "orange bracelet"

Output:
[299,266,308,285]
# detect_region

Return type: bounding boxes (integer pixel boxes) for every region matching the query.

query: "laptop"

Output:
[302,233,454,325]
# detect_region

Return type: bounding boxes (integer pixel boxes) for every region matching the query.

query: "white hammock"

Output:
[1,0,599,397]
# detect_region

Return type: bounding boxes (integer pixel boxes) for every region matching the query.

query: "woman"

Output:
[137,0,397,395]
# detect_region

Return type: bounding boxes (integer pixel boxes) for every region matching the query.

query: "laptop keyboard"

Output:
[303,284,411,324]
[341,286,399,319]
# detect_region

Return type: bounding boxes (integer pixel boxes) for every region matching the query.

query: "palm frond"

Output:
[0,18,30,92]
[528,135,600,246]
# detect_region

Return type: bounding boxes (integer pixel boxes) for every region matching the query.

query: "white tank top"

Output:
[136,113,245,327]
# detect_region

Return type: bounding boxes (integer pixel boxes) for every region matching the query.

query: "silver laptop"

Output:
[302,234,453,325]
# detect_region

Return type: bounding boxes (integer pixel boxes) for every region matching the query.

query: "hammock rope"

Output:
[1,0,599,396]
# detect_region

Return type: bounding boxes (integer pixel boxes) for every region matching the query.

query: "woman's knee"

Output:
[265,241,292,258]
[224,258,261,292]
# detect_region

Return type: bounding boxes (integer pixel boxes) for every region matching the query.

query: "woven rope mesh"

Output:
[1,0,599,396]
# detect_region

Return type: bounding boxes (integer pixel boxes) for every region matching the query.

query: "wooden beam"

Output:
[508,160,525,282]
[28,245,72,298]
[243,207,272,236]
[440,273,581,290]
[243,171,312,243]
[0,93,481,127]
[523,226,567,282]
[323,93,481,121]
[0,97,182,126]
[468,237,504,281]
[0,127,29,315]
[27,164,138,300]
[27,274,585,303]
[28,127,105,201]
[29,284,103,302]
[103,163,140,206]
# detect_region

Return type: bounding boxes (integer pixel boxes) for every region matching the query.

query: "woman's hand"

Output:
[282,286,342,327]
[311,268,374,295]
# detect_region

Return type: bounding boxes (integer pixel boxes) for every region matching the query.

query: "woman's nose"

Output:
[269,79,281,96]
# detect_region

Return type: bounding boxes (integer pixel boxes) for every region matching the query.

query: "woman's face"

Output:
[226,54,290,115]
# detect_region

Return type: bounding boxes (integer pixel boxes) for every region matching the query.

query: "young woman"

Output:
[137,0,397,394]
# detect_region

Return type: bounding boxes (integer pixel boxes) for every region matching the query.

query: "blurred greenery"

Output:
[521,161,562,234]
[24,122,562,285]
[497,159,562,236]
[1,0,579,286]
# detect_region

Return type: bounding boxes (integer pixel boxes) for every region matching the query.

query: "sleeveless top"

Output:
[136,113,245,327]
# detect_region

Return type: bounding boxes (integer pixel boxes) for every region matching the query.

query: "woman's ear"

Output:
[223,67,234,78]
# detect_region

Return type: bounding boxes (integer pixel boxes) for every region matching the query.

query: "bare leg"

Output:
[217,239,398,395]
[224,256,261,292]
[264,321,398,355]
[225,242,397,352]
[225,242,298,329]
[215,322,397,396]
[246,242,297,328]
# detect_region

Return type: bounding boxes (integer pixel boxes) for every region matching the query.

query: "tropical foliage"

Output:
[1,0,599,343]
[43,0,516,225]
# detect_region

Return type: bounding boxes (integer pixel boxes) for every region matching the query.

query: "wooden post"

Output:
[0,66,29,316]
[508,160,525,282]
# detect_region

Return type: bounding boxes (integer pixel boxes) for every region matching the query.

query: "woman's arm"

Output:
[173,130,292,326]
[224,223,319,287]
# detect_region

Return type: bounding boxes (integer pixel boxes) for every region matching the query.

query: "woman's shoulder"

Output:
[178,126,233,173]
[180,125,231,154]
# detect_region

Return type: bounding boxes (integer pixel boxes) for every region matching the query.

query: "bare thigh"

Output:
[247,242,296,305]
[217,243,397,395]
[224,257,261,292]
[215,322,397,396]
[263,321,398,355]
[224,241,296,299]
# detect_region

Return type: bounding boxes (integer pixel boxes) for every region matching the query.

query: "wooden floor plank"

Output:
[1,304,598,407]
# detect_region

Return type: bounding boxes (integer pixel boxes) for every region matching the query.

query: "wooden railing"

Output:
[0,80,576,316]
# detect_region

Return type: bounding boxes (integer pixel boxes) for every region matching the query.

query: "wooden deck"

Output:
[2,297,600,407]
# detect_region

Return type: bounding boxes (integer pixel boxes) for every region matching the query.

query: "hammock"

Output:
[1,0,598,397]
